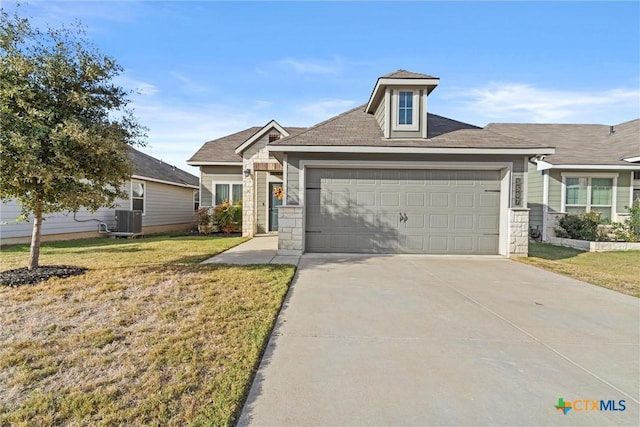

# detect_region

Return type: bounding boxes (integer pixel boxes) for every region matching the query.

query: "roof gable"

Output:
[235,120,289,154]
[365,69,440,114]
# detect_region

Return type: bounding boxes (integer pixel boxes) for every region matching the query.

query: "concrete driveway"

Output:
[238,255,639,426]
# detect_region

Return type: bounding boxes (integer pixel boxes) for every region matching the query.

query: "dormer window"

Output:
[392,89,419,131]
[398,91,413,125]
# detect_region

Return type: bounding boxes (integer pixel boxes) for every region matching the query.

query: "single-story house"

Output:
[0,147,199,245]
[189,70,559,257]
[487,120,640,240]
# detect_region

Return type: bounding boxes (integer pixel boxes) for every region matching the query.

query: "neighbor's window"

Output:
[398,91,413,125]
[564,176,614,219]
[193,190,200,211]
[131,181,145,213]
[214,183,242,205]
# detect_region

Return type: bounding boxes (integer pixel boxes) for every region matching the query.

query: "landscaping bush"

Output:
[213,201,242,234]
[554,211,602,241]
[197,207,214,234]
[555,205,640,242]
[611,202,640,242]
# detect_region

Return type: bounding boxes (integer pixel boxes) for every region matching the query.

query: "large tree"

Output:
[0,9,145,270]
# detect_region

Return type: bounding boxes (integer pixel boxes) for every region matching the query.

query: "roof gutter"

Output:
[535,163,640,171]
[186,161,242,166]
[267,145,555,156]
[131,175,199,189]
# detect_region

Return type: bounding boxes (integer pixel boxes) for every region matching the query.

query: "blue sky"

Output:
[5,1,640,175]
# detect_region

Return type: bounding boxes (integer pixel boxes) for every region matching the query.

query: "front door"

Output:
[269,183,283,231]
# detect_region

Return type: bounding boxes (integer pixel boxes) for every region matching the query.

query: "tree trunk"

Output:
[28,198,43,270]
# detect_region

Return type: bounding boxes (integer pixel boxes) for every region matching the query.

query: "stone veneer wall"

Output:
[509,208,529,257]
[277,206,304,256]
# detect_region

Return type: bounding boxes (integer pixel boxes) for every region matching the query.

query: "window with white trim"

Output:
[214,182,242,205]
[563,175,615,219]
[193,190,200,211]
[131,181,145,213]
[392,89,419,131]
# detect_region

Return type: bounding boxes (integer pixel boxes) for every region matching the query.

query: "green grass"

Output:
[0,235,296,426]
[516,243,639,297]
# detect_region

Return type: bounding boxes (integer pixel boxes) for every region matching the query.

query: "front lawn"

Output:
[0,235,296,426]
[516,243,639,297]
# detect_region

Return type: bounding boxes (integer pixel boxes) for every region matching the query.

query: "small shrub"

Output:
[197,207,214,234]
[555,211,602,241]
[213,201,242,234]
[611,202,640,242]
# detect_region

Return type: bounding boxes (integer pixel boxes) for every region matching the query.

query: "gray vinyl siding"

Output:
[527,163,544,230]
[0,179,196,241]
[0,198,126,239]
[617,171,632,213]
[140,181,196,227]
[256,171,268,234]
[286,161,301,205]
[548,170,563,213]
[374,100,385,132]
[200,166,242,206]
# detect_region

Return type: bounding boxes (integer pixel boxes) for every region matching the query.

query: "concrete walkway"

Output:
[238,254,639,426]
[201,235,299,265]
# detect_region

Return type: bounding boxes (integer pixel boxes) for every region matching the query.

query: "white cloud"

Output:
[298,99,358,122]
[278,58,342,75]
[446,82,640,124]
[115,75,159,96]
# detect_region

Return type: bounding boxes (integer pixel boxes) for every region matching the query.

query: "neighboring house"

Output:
[189,70,556,257]
[487,120,640,240]
[0,148,200,245]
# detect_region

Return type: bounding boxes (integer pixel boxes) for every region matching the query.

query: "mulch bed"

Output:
[0,265,87,287]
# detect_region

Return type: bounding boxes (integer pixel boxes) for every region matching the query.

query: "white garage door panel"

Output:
[305,168,501,254]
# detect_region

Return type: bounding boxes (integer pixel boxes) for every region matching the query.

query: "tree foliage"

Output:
[0,8,146,268]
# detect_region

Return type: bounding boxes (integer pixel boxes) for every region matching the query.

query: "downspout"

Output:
[542,171,549,241]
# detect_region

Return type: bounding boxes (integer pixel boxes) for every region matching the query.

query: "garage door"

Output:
[305,168,501,254]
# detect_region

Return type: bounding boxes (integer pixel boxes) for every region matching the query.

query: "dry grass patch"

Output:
[0,236,296,425]
[516,243,639,297]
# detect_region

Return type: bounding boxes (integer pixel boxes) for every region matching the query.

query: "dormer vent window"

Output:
[268,133,280,143]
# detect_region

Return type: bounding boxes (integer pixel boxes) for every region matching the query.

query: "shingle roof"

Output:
[188,127,261,163]
[271,105,550,149]
[188,126,306,163]
[485,119,640,166]
[129,148,199,187]
[382,69,439,79]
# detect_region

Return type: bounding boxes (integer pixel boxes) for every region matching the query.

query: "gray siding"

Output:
[200,166,242,206]
[256,171,268,234]
[0,178,196,241]
[374,100,385,132]
[527,163,544,230]
[617,171,632,213]
[141,181,196,227]
[548,169,563,213]
[0,199,126,239]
